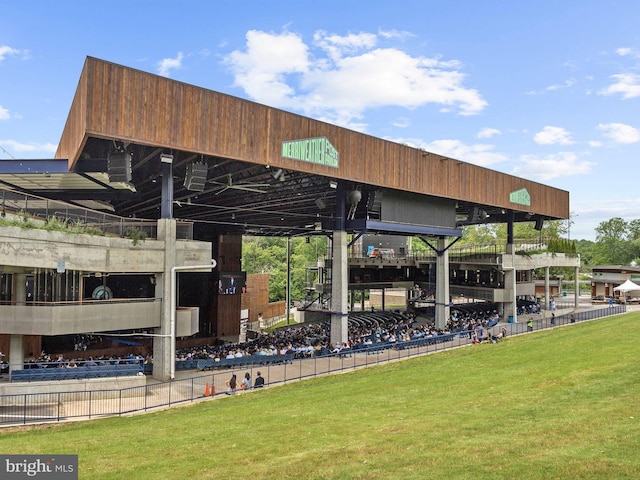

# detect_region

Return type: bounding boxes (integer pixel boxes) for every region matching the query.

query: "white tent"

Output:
[613,279,640,293]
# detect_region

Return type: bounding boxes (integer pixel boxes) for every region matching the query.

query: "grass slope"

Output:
[1,314,638,479]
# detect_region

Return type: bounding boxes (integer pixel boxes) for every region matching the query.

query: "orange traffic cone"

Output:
[211,383,216,396]
[204,382,211,397]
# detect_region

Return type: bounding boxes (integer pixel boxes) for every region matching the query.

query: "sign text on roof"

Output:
[282,137,339,168]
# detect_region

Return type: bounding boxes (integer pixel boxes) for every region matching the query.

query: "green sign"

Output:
[509,188,531,206]
[281,137,339,168]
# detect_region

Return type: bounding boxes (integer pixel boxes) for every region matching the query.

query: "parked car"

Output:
[591,295,611,303]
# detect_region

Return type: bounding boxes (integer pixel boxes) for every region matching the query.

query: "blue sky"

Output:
[1,0,640,241]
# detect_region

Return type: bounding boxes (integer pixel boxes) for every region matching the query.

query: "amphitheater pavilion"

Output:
[0,57,570,381]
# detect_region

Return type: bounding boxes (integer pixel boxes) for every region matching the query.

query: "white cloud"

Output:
[224,29,487,129]
[157,52,184,77]
[477,127,501,139]
[512,152,594,181]
[391,137,507,167]
[377,29,414,40]
[600,73,640,99]
[534,126,574,145]
[588,140,603,147]
[546,78,576,91]
[0,105,9,120]
[525,78,576,95]
[0,45,24,62]
[0,140,57,155]
[313,30,378,61]
[598,122,640,144]
[615,47,633,57]
[225,30,310,110]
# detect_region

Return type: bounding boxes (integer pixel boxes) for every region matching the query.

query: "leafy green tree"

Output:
[243,235,329,302]
[460,224,500,245]
[626,219,640,261]
[575,239,596,266]
[593,217,633,265]
[242,237,287,301]
[459,219,567,245]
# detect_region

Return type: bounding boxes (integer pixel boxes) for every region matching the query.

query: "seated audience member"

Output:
[241,372,252,390]
[225,374,237,395]
[253,371,265,388]
[491,327,507,343]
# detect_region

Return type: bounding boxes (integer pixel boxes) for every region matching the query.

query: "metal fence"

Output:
[0,305,626,426]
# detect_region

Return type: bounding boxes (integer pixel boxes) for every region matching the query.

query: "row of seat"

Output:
[10,363,143,382]
[392,332,457,350]
[196,353,295,371]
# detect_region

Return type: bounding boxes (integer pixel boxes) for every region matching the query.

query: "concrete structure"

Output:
[0,205,212,381]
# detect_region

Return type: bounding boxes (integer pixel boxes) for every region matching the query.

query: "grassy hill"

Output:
[1,314,638,479]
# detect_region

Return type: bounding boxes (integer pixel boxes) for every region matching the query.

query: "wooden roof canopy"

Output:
[53,57,569,237]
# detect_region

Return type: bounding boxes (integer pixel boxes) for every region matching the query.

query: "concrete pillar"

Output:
[503,242,516,322]
[330,230,348,346]
[153,218,176,381]
[9,334,24,376]
[14,273,27,305]
[544,267,550,309]
[434,237,450,330]
[9,273,28,374]
[575,266,580,308]
[504,268,516,322]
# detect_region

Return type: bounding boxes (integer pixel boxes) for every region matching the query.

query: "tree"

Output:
[593,217,633,265]
[242,237,288,302]
[459,219,568,245]
[575,239,596,266]
[459,224,500,245]
[243,235,329,302]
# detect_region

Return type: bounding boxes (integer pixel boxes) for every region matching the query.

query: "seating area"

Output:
[451,301,499,319]
[8,308,496,382]
[194,353,295,371]
[393,332,457,350]
[10,362,143,382]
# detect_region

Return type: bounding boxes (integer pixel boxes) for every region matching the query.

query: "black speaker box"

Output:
[107,152,132,183]
[184,161,208,191]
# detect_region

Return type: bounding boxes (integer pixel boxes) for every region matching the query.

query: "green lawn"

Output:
[1,314,638,479]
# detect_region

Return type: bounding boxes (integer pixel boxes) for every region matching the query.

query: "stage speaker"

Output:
[315,198,326,210]
[184,161,208,191]
[534,218,544,231]
[107,152,132,183]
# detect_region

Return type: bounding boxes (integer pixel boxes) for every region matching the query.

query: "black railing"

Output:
[0,186,194,240]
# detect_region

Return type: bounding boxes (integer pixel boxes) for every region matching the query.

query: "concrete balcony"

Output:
[0,225,212,274]
[176,307,199,337]
[0,299,162,335]
[507,252,580,270]
[450,281,534,302]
